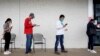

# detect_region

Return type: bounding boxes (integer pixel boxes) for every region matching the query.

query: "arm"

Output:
[57,23,68,30]
[3,24,12,32]
[24,20,33,29]
[32,24,40,27]
[63,23,67,28]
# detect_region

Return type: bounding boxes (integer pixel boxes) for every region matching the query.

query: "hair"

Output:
[90,19,95,22]
[29,13,34,17]
[5,18,12,23]
[59,14,65,19]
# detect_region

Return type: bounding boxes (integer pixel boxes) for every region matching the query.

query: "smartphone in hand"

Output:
[35,24,40,26]
[33,24,40,27]
[63,23,68,27]
[65,23,68,26]
[10,26,13,29]
[65,28,68,31]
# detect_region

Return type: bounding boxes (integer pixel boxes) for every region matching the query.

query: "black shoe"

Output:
[61,50,68,53]
[25,49,32,54]
[29,50,32,53]
[55,51,60,55]
[25,52,29,54]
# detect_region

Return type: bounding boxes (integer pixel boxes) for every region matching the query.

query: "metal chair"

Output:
[0,33,16,52]
[33,33,46,53]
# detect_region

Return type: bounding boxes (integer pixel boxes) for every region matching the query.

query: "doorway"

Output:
[93,0,100,46]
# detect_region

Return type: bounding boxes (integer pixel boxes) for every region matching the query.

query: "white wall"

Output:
[0,0,89,48]
[0,0,20,48]
[88,0,94,19]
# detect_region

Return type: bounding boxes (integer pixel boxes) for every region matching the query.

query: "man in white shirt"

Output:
[54,14,68,55]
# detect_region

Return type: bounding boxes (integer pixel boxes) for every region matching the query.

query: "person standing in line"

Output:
[86,19,97,53]
[3,18,12,55]
[54,14,68,55]
[24,13,39,54]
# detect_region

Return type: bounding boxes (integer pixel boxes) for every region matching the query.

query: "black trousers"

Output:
[4,32,11,51]
[54,35,65,52]
[88,35,94,50]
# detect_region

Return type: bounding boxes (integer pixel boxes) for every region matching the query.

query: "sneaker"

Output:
[55,51,60,55]
[6,51,11,54]
[61,50,68,53]
[29,49,32,53]
[90,50,97,53]
[4,51,9,55]
[25,52,29,54]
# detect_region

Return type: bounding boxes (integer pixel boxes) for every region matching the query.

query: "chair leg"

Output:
[45,43,46,52]
[0,40,2,52]
[11,44,12,52]
[33,44,35,53]
[1,43,2,52]
[14,42,15,49]
[41,44,43,50]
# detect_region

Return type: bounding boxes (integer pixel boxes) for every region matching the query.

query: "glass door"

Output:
[93,0,100,46]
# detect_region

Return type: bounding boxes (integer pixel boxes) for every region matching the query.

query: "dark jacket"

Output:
[86,22,96,35]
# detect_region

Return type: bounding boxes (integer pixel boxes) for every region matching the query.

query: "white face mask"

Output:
[60,18,64,22]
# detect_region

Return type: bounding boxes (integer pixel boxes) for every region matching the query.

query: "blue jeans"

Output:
[26,34,33,53]
[55,35,65,52]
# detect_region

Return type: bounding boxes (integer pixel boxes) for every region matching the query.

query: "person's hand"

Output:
[36,25,40,26]
[9,26,12,31]
[65,28,68,31]
[33,24,37,27]
[33,24,40,27]
[10,26,13,29]
[63,23,68,27]
[97,24,100,28]
[65,23,68,25]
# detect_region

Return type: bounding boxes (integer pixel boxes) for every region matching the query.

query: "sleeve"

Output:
[24,19,33,29]
[3,23,10,32]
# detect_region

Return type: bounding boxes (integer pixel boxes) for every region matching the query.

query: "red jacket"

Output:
[24,17,33,34]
